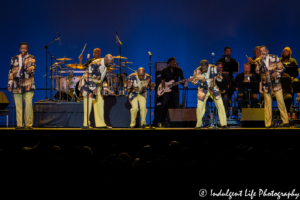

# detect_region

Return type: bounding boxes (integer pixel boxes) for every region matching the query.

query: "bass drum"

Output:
[73,81,83,102]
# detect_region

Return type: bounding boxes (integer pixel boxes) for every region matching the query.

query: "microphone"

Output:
[87,54,90,59]
[59,33,61,45]
[211,52,215,57]
[22,52,24,56]
[148,52,152,56]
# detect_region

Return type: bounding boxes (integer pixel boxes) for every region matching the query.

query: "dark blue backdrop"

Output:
[1,0,300,124]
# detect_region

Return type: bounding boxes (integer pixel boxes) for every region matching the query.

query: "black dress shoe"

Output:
[98,126,112,129]
[15,126,24,129]
[279,123,290,128]
[82,126,93,129]
[141,124,148,129]
[220,125,229,129]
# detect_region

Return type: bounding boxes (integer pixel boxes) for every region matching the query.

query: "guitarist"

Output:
[190,60,228,129]
[158,57,185,127]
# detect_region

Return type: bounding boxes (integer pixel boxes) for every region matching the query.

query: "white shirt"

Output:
[203,65,211,87]
[263,54,269,69]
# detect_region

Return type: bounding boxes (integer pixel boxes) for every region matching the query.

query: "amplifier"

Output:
[166,109,197,127]
[240,108,265,127]
[0,92,9,110]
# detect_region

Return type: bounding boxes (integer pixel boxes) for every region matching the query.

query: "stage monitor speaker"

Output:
[240,108,265,127]
[0,92,9,110]
[166,109,197,127]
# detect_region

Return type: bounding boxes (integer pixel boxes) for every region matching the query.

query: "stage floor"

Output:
[0,127,299,131]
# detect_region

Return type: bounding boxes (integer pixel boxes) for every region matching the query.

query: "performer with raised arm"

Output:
[78,54,114,129]
[126,67,155,128]
[78,48,101,67]
[190,60,228,129]
[8,42,36,129]
[255,45,290,128]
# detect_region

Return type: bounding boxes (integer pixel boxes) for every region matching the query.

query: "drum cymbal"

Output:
[107,67,117,71]
[52,62,62,66]
[65,63,86,70]
[112,56,128,59]
[121,61,133,64]
[76,66,87,70]
[57,58,73,61]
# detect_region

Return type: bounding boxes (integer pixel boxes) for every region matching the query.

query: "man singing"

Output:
[8,42,36,129]
[78,54,114,129]
[255,45,290,128]
[191,60,227,129]
[126,68,155,128]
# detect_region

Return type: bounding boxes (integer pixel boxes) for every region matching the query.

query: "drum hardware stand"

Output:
[85,53,91,129]
[41,36,60,102]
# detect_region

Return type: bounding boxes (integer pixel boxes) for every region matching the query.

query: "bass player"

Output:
[157,57,185,127]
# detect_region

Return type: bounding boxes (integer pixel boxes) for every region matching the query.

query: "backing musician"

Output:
[78,48,101,67]
[190,60,227,129]
[216,62,231,118]
[157,57,185,127]
[234,63,258,112]
[279,47,298,66]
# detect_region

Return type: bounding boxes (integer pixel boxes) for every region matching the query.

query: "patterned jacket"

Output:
[126,73,152,102]
[190,65,223,101]
[255,54,285,93]
[78,58,108,99]
[8,54,36,94]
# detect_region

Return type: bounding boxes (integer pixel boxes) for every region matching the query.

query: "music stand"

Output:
[217,81,229,91]
[293,81,300,108]
[237,82,260,107]
[280,77,292,93]
[284,64,299,78]
[223,62,239,75]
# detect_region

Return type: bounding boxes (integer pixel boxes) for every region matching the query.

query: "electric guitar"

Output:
[157,80,182,97]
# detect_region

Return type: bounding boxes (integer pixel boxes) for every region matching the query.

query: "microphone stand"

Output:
[148,52,154,129]
[39,37,60,102]
[209,53,217,129]
[22,55,24,128]
[116,32,122,92]
[85,54,91,129]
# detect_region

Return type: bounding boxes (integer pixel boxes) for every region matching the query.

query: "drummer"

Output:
[78,48,101,67]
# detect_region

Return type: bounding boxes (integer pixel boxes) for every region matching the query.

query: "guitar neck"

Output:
[169,82,180,87]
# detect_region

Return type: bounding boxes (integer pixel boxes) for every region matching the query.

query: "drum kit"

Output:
[51,56,134,102]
